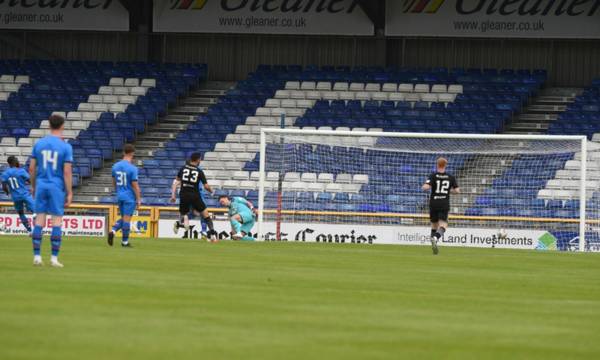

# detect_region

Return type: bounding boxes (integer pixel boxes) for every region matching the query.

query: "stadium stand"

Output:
[132,65,546,212]
[0,60,207,202]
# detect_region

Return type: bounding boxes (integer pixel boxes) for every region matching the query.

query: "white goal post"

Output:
[257,129,593,252]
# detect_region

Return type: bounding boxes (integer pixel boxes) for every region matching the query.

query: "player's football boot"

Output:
[430,237,439,255]
[33,256,44,267]
[50,259,64,268]
[121,242,133,248]
[107,231,114,246]
[208,230,218,243]
[173,221,180,234]
[232,232,243,240]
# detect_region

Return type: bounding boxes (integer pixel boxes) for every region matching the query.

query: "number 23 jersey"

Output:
[426,172,458,209]
[177,164,207,195]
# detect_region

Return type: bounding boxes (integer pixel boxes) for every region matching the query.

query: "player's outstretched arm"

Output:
[64,163,73,207]
[29,158,37,195]
[170,178,180,203]
[203,183,214,195]
[422,183,431,191]
[132,180,142,208]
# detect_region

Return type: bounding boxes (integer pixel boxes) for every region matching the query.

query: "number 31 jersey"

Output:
[426,172,458,209]
[177,163,207,195]
[112,160,139,202]
[32,135,73,190]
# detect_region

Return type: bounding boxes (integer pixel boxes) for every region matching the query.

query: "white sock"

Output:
[34,255,42,261]
[51,255,58,263]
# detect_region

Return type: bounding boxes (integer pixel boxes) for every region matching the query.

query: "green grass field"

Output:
[1,236,600,360]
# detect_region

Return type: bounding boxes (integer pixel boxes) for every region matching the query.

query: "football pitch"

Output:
[1,236,599,360]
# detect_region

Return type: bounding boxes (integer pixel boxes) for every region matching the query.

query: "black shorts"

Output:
[429,208,449,223]
[179,191,207,215]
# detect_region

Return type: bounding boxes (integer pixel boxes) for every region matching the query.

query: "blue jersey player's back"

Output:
[32,135,73,190]
[1,167,31,200]
[112,160,138,202]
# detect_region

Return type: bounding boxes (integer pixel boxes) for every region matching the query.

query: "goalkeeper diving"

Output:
[218,195,257,241]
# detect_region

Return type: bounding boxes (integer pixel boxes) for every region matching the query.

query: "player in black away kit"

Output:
[422,157,460,255]
[170,153,217,241]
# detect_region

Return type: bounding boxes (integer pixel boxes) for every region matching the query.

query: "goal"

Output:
[257,129,598,252]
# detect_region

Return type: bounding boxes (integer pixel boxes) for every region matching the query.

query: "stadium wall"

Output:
[0,30,598,87]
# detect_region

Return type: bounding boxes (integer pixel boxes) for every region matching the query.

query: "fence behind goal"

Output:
[258,129,597,251]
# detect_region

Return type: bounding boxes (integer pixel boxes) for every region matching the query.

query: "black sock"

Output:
[204,217,214,232]
[435,227,446,239]
[430,229,436,238]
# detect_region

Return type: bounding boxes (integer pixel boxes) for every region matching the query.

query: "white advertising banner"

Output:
[153,0,374,35]
[0,214,106,237]
[158,219,557,250]
[0,1,129,31]
[386,0,600,39]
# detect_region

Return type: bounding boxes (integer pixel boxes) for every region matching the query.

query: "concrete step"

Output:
[74,195,100,203]
[503,130,547,135]
[526,104,567,113]
[154,123,189,131]
[509,122,550,130]
[171,106,208,115]
[183,97,218,106]
[517,113,558,122]
[534,96,575,104]
[134,140,167,149]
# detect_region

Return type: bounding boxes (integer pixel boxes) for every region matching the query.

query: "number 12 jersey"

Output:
[426,172,458,210]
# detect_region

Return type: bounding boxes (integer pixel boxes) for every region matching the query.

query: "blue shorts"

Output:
[118,200,137,217]
[35,184,65,216]
[13,195,35,213]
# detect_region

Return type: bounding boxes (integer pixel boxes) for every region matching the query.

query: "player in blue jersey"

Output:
[108,144,141,248]
[218,195,257,241]
[29,114,73,268]
[1,156,35,233]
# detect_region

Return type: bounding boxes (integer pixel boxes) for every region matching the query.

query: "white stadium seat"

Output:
[431,84,448,93]
[414,84,430,93]
[365,83,381,92]
[389,93,406,102]
[398,83,414,92]
[113,87,129,95]
[141,79,156,88]
[448,85,463,94]
[98,86,113,95]
[130,87,147,96]
[349,83,365,91]
[275,90,291,99]
[300,82,316,90]
[109,78,124,86]
[124,78,140,87]
[265,99,280,108]
[0,75,15,83]
[14,75,29,84]
[301,173,317,182]
[317,173,334,183]
[333,82,349,91]
[316,82,332,91]
[285,81,300,90]
[88,95,103,103]
[382,83,398,92]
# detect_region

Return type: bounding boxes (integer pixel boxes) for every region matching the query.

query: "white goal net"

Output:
[257,129,597,251]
